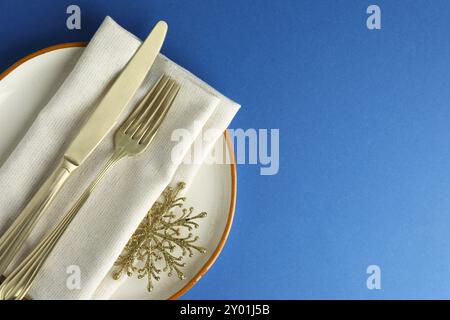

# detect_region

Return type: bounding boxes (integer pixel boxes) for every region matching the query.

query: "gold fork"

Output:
[0,74,180,300]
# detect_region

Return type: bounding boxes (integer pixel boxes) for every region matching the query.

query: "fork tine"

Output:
[127,78,173,139]
[122,74,169,134]
[139,81,180,145]
[131,79,175,141]
[120,73,167,133]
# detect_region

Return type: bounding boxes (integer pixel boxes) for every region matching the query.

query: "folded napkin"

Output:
[0,16,239,299]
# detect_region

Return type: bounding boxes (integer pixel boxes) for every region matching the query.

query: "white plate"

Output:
[0,44,236,300]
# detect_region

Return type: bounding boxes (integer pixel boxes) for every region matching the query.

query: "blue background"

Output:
[1,0,450,299]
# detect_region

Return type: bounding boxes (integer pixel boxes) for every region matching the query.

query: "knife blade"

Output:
[0,20,168,276]
[66,20,167,165]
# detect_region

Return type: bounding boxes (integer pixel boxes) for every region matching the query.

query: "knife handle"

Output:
[0,151,123,300]
[0,157,77,276]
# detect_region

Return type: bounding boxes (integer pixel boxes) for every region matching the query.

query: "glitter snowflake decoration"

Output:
[112,182,207,292]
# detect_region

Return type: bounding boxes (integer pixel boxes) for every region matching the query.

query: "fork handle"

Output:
[0,157,78,277]
[0,150,125,300]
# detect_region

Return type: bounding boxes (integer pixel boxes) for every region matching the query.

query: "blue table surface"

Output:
[1,0,450,299]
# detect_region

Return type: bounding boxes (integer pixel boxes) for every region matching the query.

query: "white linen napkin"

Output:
[0,16,239,300]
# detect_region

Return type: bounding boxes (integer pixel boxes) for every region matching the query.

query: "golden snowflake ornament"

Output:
[113,182,207,292]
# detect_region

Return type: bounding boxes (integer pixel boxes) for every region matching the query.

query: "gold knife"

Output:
[0,20,168,276]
